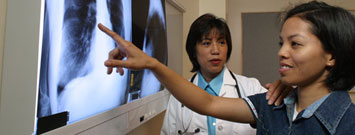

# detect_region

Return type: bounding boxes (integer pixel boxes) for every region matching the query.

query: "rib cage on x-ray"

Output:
[37,0,167,124]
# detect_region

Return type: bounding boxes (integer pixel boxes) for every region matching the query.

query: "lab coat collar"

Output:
[219,67,237,96]
[222,67,237,86]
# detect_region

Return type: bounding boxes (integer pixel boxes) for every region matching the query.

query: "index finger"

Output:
[98,23,127,49]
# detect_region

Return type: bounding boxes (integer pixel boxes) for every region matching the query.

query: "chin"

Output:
[280,78,296,87]
[211,67,223,72]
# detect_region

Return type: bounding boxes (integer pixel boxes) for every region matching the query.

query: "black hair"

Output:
[284,1,355,90]
[185,13,232,72]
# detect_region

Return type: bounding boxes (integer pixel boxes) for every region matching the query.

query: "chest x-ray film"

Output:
[37,0,167,132]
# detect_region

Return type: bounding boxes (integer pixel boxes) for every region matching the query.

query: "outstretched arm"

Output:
[98,24,255,123]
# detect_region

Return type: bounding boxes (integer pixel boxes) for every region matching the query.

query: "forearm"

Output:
[148,58,255,123]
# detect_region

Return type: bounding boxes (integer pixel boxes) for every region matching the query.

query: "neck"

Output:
[295,68,332,112]
[296,83,330,112]
[200,70,221,83]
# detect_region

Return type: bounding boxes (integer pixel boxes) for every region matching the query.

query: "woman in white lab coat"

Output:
[161,14,272,135]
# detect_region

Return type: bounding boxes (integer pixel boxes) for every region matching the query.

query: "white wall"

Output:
[199,0,226,19]
[227,0,355,74]
[0,0,43,134]
[176,0,199,78]
[0,0,7,109]
[166,0,184,75]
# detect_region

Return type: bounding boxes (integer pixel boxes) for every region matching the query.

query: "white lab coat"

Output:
[161,67,267,135]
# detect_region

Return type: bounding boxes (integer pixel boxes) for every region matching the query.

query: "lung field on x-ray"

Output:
[107,0,124,38]
[58,0,97,93]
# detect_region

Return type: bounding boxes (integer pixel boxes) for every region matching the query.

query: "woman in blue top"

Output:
[99,1,355,134]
